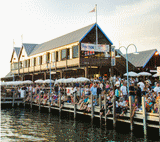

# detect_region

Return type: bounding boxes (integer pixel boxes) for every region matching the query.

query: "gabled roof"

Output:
[124,49,157,68]
[14,47,21,57]
[22,43,38,56]
[30,23,113,56]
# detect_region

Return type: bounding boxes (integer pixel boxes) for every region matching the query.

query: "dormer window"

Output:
[14,58,16,60]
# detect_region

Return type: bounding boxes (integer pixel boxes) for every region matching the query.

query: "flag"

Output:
[89,6,96,13]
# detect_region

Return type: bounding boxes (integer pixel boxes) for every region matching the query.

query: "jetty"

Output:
[1,90,160,137]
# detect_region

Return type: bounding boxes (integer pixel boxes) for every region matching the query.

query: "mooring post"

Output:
[142,96,147,136]
[74,92,77,119]
[113,95,116,128]
[99,92,102,121]
[59,92,61,113]
[30,91,33,109]
[23,91,26,107]
[104,94,107,125]
[91,93,94,120]
[159,98,160,137]
[12,91,15,107]
[39,92,41,111]
[129,96,133,131]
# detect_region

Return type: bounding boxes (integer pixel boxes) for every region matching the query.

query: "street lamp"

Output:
[116,44,139,95]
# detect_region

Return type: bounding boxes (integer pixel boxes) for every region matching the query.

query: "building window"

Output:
[56,51,58,62]
[67,48,70,59]
[34,58,36,66]
[61,49,66,60]
[24,60,27,68]
[73,45,78,58]
[39,56,42,65]
[28,59,30,67]
[46,52,50,63]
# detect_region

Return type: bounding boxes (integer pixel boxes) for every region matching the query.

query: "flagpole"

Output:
[95,4,98,49]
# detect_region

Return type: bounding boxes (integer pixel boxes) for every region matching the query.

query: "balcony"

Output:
[80,57,111,66]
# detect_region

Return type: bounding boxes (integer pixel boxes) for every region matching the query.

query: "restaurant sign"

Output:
[81,43,109,52]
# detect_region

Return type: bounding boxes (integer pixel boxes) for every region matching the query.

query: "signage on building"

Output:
[111,46,116,66]
[81,43,109,52]
[157,67,160,76]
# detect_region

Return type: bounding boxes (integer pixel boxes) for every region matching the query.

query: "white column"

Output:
[58,51,61,61]
[70,48,72,59]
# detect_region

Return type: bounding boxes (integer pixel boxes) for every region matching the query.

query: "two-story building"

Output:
[4,23,138,81]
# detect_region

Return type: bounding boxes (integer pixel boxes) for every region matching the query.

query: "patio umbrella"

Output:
[76,77,90,83]
[23,80,33,84]
[43,79,54,83]
[64,78,75,83]
[124,71,139,77]
[138,72,152,76]
[153,73,159,77]
[34,79,44,83]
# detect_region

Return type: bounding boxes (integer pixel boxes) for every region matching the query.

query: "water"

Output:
[1,107,159,141]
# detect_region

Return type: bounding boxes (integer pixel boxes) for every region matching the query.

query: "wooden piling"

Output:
[142,96,147,135]
[30,92,33,109]
[99,92,102,121]
[74,92,77,119]
[91,93,94,120]
[12,92,15,107]
[59,92,61,112]
[113,95,116,128]
[104,94,107,125]
[129,96,133,131]
[49,93,51,113]
[39,92,41,111]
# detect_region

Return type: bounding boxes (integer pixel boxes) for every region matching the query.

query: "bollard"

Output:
[113,95,116,128]
[91,93,94,120]
[12,92,15,107]
[142,97,147,136]
[74,92,77,119]
[104,94,107,125]
[39,92,41,111]
[129,96,133,131]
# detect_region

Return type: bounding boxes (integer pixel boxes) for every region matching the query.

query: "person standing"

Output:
[136,84,142,108]
[120,82,128,100]
[90,84,97,99]
[129,83,136,103]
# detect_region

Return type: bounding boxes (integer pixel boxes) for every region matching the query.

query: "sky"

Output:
[0,0,160,78]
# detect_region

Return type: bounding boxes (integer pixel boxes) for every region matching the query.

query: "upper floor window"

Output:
[61,49,66,60]
[73,45,78,58]
[56,51,58,62]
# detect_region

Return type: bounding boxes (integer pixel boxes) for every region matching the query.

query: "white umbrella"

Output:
[153,73,159,77]
[23,80,33,84]
[124,71,139,77]
[0,82,6,86]
[94,79,100,82]
[44,79,54,83]
[138,72,152,76]
[56,78,66,83]
[64,78,75,83]
[76,77,90,83]
[34,79,44,83]
[73,78,78,83]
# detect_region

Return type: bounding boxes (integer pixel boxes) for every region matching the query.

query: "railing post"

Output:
[129,96,133,131]
[113,95,116,128]
[142,96,147,136]
[104,94,107,125]
[12,91,15,107]
[99,92,102,121]
[59,92,61,113]
[39,92,41,111]
[91,93,94,120]
[74,92,77,119]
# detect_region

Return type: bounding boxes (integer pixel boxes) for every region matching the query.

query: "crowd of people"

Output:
[1,76,160,117]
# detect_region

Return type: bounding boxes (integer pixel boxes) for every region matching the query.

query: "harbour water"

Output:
[1,106,159,141]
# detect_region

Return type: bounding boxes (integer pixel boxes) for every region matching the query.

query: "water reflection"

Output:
[1,108,159,141]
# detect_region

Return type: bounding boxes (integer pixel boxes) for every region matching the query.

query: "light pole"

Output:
[116,44,139,95]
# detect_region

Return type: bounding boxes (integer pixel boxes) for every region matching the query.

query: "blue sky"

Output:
[0,0,160,78]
